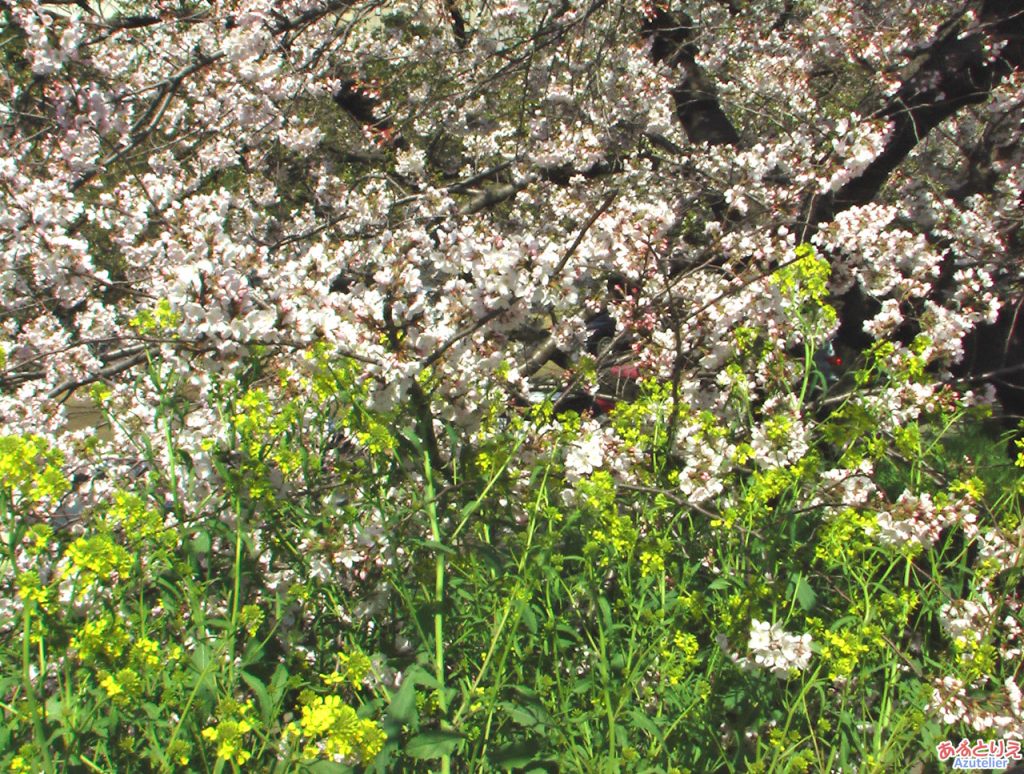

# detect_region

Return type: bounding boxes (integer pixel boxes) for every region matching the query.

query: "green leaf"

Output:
[268,663,290,706]
[708,576,732,591]
[627,709,664,742]
[141,701,161,721]
[190,529,211,553]
[306,761,351,773]
[188,642,219,697]
[500,701,544,730]
[488,739,541,769]
[721,686,744,712]
[405,663,440,690]
[404,729,464,759]
[598,595,613,632]
[790,573,817,612]
[241,670,273,724]
[519,601,538,634]
[191,642,213,672]
[45,695,64,722]
[385,676,418,727]
[571,675,595,695]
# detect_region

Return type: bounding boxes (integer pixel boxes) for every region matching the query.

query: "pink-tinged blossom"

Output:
[863,298,904,339]
[743,620,813,679]
[811,461,879,510]
[565,421,609,482]
[928,675,1024,736]
[875,490,962,551]
[825,116,893,193]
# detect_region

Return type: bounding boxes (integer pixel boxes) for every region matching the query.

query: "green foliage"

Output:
[1,345,1022,772]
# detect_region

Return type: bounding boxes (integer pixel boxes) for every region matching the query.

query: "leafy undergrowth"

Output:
[2,346,1023,773]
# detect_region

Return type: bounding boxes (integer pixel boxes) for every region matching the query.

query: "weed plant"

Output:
[2,335,1023,772]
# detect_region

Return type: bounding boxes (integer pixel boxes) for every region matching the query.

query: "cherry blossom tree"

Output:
[1,0,1020,438]
[1,0,1024,761]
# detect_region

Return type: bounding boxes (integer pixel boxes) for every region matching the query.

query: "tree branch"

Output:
[810,0,1024,225]
[644,4,740,146]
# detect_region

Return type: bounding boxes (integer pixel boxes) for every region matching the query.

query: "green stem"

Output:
[797,340,814,405]
[228,494,244,684]
[423,453,452,774]
[163,407,180,514]
[22,603,53,772]
[78,754,106,773]
[598,618,616,763]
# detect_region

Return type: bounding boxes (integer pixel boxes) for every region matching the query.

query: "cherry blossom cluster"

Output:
[742,619,814,679]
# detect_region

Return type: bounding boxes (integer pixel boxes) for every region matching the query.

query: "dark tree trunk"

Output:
[644,5,741,147]
[803,0,1024,393]
[810,0,1024,225]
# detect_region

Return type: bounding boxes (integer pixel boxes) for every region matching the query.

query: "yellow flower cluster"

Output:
[131,637,162,668]
[202,701,257,766]
[70,615,130,664]
[660,630,701,686]
[239,604,264,636]
[589,510,638,564]
[814,507,876,564]
[322,649,373,689]
[129,298,182,334]
[579,472,638,565]
[639,549,665,577]
[26,524,53,555]
[815,627,870,682]
[8,745,38,774]
[952,636,998,682]
[99,667,143,707]
[0,434,69,504]
[65,533,133,592]
[772,243,832,306]
[16,571,51,609]
[284,694,385,764]
[107,490,175,549]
